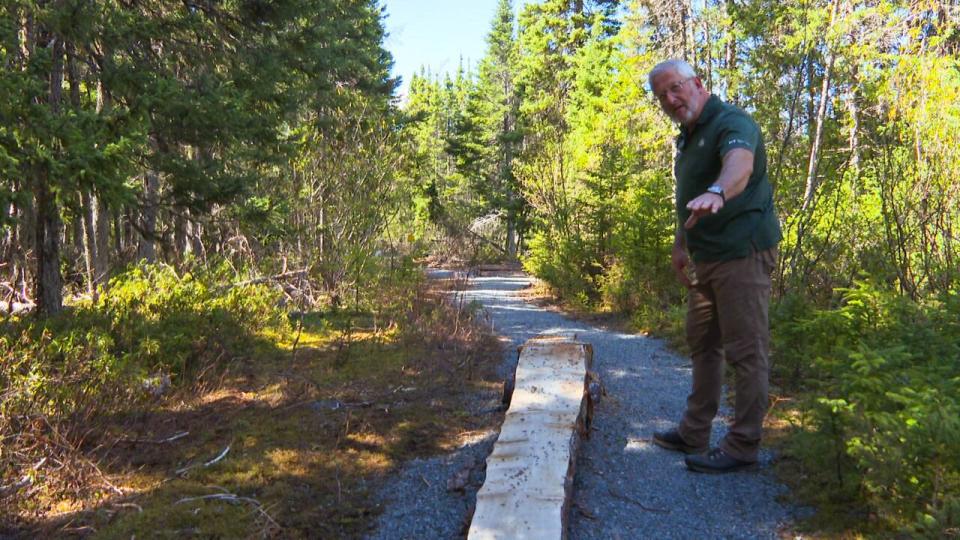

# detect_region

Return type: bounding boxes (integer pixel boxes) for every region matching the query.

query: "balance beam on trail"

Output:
[468,335,594,540]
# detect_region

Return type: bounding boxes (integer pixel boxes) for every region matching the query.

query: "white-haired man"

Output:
[649,59,781,473]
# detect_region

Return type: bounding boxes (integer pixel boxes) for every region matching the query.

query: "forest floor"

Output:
[14,279,506,539]
[367,271,794,539]
[7,270,846,539]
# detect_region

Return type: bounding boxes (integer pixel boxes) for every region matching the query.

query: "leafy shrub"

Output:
[93,262,287,380]
[522,231,598,309]
[776,280,960,535]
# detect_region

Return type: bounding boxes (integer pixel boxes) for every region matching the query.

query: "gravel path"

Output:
[367,271,794,539]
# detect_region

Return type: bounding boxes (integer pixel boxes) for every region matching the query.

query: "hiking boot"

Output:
[685,447,758,474]
[652,429,707,455]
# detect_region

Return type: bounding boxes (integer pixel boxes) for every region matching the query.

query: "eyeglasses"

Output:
[654,78,691,102]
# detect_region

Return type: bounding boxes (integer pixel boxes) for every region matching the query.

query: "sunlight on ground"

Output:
[623,436,657,453]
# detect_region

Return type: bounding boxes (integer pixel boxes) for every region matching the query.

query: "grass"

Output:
[6,280,505,539]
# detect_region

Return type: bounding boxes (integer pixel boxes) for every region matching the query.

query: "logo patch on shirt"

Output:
[698,138,705,147]
[727,138,751,147]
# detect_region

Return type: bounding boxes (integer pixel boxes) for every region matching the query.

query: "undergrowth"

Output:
[526,257,960,537]
[771,280,960,537]
[0,260,503,538]
[0,262,288,532]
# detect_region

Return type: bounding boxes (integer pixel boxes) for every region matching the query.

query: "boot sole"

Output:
[652,437,707,455]
[685,460,759,474]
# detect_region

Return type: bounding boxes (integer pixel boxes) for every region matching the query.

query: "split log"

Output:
[469,335,594,540]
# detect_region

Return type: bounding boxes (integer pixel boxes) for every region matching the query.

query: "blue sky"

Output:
[382,0,529,98]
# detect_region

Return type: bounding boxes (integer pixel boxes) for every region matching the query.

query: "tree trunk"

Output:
[800,49,836,214]
[16,183,36,275]
[35,33,65,316]
[724,0,736,72]
[506,210,518,259]
[800,0,842,213]
[846,76,860,191]
[35,179,63,316]
[114,209,124,256]
[787,0,841,288]
[188,217,204,259]
[138,168,160,262]
[66,43,98,296]
[71,209,83,264]
[174,210,188,260]
[92,77,112,286]
[703,16,712,93]
[80,192,98,296]
[94,195,110,283]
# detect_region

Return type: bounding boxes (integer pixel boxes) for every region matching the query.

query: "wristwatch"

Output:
[706,185,725,202]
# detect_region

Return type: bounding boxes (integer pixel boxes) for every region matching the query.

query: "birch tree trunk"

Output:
[787,0,841,285]
[80,192,97,295]
[800,46,837,214]
[847,78,861,192]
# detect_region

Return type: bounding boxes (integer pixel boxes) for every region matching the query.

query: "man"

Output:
[648,59,781,473]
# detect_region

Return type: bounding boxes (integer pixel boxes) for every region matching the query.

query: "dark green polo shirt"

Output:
[674,95,782,262]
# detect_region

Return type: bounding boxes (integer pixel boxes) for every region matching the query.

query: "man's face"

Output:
[651,70,704,126]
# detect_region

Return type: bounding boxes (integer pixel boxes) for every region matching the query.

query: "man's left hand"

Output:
[684,192,724,229]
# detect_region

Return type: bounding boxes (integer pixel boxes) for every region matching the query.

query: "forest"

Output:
[1,0,958,537]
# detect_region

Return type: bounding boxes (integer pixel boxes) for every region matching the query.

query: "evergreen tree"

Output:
[448,0,526,256]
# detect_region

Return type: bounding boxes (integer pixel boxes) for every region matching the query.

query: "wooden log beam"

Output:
[469,335,593,540]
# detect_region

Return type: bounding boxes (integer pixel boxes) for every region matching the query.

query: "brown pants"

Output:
[678,247,777,462]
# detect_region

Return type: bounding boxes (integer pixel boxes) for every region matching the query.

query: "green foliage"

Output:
[1,261,286,406]
[776,281,960,534]
[522,231,598,309]
[404,2,958,534]
[93,262,287,379]
[0,0,399,313]
[341,252,425,326]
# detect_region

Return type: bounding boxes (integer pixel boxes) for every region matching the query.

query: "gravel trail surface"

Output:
[366,271,793,539]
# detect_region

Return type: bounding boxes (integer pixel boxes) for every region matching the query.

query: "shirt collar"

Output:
[696,94,721,126]
[681,94,720,137]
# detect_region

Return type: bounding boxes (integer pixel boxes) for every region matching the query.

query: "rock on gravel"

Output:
[366,272,795,539]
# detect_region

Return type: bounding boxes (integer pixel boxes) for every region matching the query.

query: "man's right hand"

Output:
[671,243,693,288]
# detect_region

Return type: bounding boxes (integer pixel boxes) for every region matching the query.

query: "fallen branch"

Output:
[204,445,231,467]
[118,431,189,445]
[163,431,190,443]
[111,502,143,513]
[175,492,280,531]
[437,215,507,256]
[175,445,231,476]
[0,301,36,315]
[0,476,33,498]
[230,269,308,288]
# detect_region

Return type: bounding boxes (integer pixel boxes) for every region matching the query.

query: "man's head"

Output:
[648,59,710,128]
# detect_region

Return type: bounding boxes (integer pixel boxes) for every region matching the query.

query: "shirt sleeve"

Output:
[716,111,759,158]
